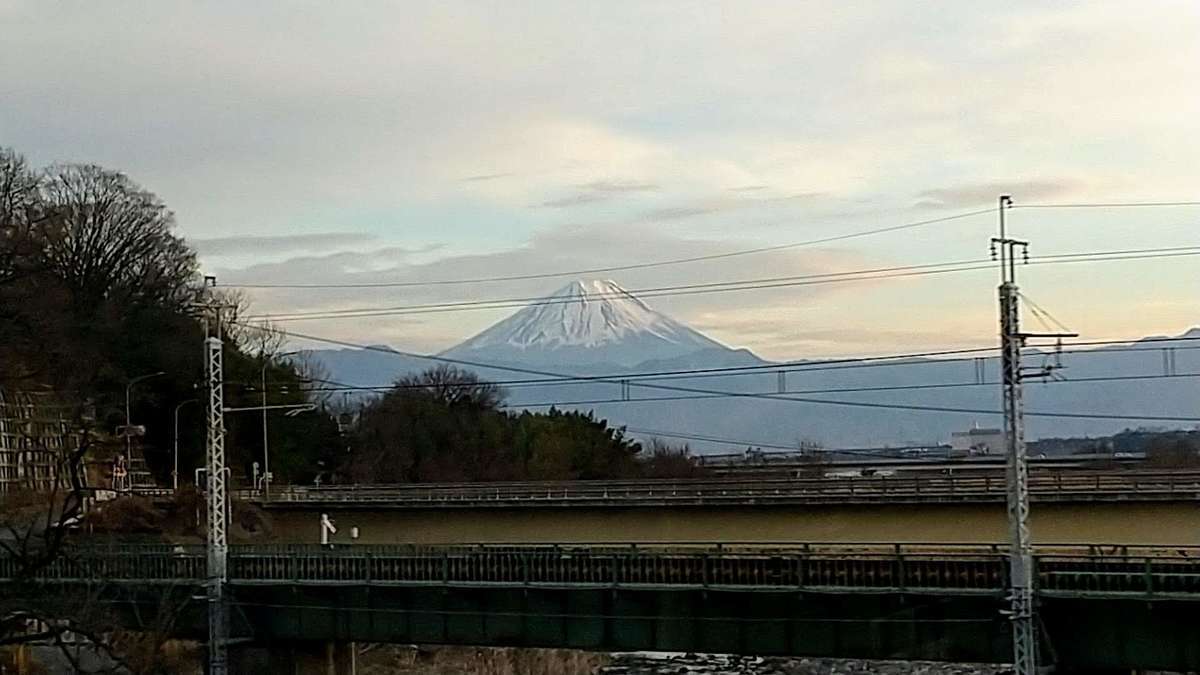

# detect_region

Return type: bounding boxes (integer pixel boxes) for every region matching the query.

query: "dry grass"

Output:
[358,645,609,675]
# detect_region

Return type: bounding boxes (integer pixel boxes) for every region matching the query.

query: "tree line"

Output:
[344,364,702,483]
[0,145,701,492]
[0,146,342,489]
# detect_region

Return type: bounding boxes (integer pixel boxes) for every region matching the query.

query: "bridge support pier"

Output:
[324,641,356,675]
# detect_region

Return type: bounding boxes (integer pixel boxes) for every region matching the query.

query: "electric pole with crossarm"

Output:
[198,276,230,675]
[994,196,1076,675]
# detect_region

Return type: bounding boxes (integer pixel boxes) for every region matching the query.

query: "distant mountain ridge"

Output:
[301,281,1200,449]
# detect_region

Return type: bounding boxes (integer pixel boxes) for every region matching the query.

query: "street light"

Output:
[124,371,166,478]
[173,399,199,491]
[262,351,301,498]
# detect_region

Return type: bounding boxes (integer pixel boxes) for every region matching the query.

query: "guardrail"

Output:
[252,470,1200,507]
[6,543,1200,597]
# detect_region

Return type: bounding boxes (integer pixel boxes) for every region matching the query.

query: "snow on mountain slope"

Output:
[441,279,735,367]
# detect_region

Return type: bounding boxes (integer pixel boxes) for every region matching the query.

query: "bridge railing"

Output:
[256,470,1200,505]
[1036,547,1200,597]
[8,543,1200,597]
[227,542,1010,592]
[0,543,207,582]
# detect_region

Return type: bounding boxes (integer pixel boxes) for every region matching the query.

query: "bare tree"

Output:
[394,364,506,409]
[638,439,707,478]
[37,164,200,312]
[0,394,92,580]
[0,394,194,673]
[0,149,44,385]
[0,150,223,670]
[0,395,105,661]
[293,352,335,406]
[0,148,40,290]
[3,159,207,392]
[242,320,288,360]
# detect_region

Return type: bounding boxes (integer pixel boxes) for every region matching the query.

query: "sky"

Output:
[2,0,1199,360]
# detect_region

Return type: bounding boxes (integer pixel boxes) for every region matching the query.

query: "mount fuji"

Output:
[303,281,1200,449]
[441,280,753,368]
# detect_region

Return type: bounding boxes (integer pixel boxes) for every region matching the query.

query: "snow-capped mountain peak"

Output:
[441,279,731,366]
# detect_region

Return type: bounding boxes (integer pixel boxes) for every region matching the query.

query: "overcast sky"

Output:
[3,1,1198,359]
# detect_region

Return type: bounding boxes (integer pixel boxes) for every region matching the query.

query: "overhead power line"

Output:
[243,244,1200,322]
[1017,201,1200,209]
[245,245,1200,322]
[220,207,996,290]
[217,200,1200,291]
[495,372,1200,411]
[300,370,1200,398]
[602,427,922,457]
[239,323,1200,424]
[246,259,995,320]
[278,336,1200,392]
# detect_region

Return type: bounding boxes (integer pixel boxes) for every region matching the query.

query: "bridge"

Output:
[6,542,1200,672]
[251,470,1200,546]
[695,451,1148,478]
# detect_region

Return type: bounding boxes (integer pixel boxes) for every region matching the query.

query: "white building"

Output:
[949,425,1005,455]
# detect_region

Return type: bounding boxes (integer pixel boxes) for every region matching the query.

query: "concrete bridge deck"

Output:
[245,471,1200,547]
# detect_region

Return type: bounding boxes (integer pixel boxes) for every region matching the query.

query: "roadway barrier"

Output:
[251,471,1200,507]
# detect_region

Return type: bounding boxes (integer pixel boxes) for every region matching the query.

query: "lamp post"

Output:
[125,371,166,471]
[261,351,300,497]
[173,399,199,491]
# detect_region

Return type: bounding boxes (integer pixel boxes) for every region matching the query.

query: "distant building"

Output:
[949,425,1005,455]
[0,389,72,494]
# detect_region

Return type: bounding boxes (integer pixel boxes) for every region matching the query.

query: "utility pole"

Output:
[173,398,198,491]
[123,371,164,489]
[200,277,230,675]
[261,350,300,499]
[993,196,1075,675]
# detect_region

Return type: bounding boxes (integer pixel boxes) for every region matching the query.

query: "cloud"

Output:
[642,205,720,220]
[539,192,610,208]
[640,191,824,221]
[190,232,377,256]
[4,1,1198,360]
[690,309,995,360]
[578,180,660,193]
[537,178,661,209]
[462,173,514,182]
[914,179,1082,209]
[212,220,875,353]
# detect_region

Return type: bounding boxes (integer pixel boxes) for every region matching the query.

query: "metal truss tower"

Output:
[204,313,229,675]
[994,196,1075,675]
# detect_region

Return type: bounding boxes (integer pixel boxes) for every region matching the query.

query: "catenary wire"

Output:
[1016,201,1200,209]
[219,208,996,289]
[296,371,1200,399]
[244,245,1200,322]
[495,372,1200,412]
[217,200,1200,290]
[236,322,1200,423]
[273,336,1200,392]
[247,259,996,320]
